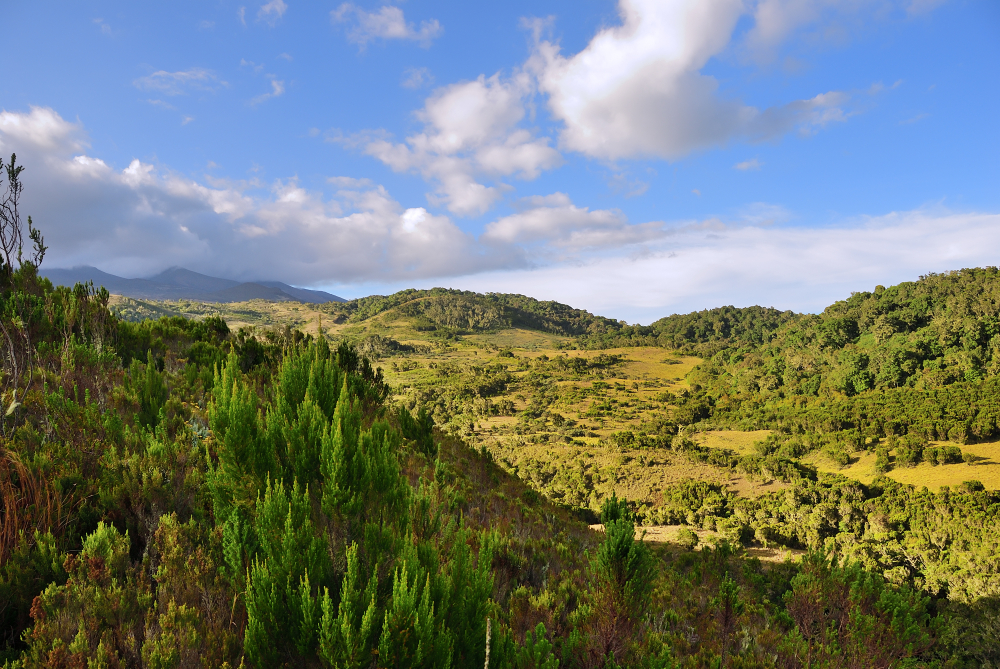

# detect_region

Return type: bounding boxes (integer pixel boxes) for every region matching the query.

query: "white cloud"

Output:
[460,209,1000,323]
[258,0,287,26]
[332,4,442,47]
[347,0,891,216]
[0,106,86,152]
[9,107,993,326]
[734,158,763,170]
[250,79,286,106]
[364,73,561,216]
[238,7,247,26]
[0,107,520,284]
[742,0,831,64]
[529,0,852,161]
[484,193,666,250]
[133,68,226,96]
[401,67,433,89]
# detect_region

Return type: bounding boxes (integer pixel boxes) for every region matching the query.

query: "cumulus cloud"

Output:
[332,4,442,47]
[348,0,902,217]
[133,68,226,96]
[484,193,666,250]
[258,0,287,26]
[529,0,851,161]
[363,73,561,216]
[0,107,520,284]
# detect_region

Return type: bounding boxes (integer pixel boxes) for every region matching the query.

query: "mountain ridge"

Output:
[40,265,346,304]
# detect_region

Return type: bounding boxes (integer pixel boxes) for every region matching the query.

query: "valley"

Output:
[6,269,999,666]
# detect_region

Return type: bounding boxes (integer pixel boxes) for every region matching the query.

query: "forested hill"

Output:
[576,305,802,353]
[688,267,1000,400]
[321,270,1000,378]
[319,287,804,349]
[324,287,626,336]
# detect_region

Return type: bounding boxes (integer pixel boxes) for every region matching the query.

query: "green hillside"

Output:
[4,266,1000,666]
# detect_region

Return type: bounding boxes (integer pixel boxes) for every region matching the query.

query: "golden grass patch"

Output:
[809,440,1000,491]
[693,430,773,455]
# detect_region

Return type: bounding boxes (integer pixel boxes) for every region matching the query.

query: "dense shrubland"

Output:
[6,316,972,664]
[1,271,983,666]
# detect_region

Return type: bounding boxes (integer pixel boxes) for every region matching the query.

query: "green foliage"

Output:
[129,350,168,428]
[513,623,559,669]
[783,552,936,667]
[18,522,154,667]
[675,527,698,551]
[579,304,800,352]
[334,287,622,337]
[596,512,653,623]
[600,492,630,524]
[318,542,378,668]
[398,405,437,458]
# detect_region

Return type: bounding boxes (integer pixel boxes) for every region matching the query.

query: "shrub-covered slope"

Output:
[1,265,978,667]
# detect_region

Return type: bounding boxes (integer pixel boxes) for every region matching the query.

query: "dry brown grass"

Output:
[0,449,68,562]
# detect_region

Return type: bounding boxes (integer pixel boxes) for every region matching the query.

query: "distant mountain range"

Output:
[40,266,346,304]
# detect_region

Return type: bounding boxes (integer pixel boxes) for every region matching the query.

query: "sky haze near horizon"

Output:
[2,0,998,322]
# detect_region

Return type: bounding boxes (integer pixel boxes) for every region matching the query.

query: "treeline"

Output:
[700,375,1000,445]
[577,305,800,353]
[322,288,623,336]
[688,268,1000,402]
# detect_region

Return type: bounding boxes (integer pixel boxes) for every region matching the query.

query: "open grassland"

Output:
[110,295,335,336]
[808,440,1000,491]
[692,429,773,455]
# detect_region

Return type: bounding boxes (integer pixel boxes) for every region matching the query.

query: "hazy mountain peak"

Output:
[41,266,345,304]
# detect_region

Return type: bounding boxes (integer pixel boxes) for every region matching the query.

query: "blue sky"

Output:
[2,0,998,322]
